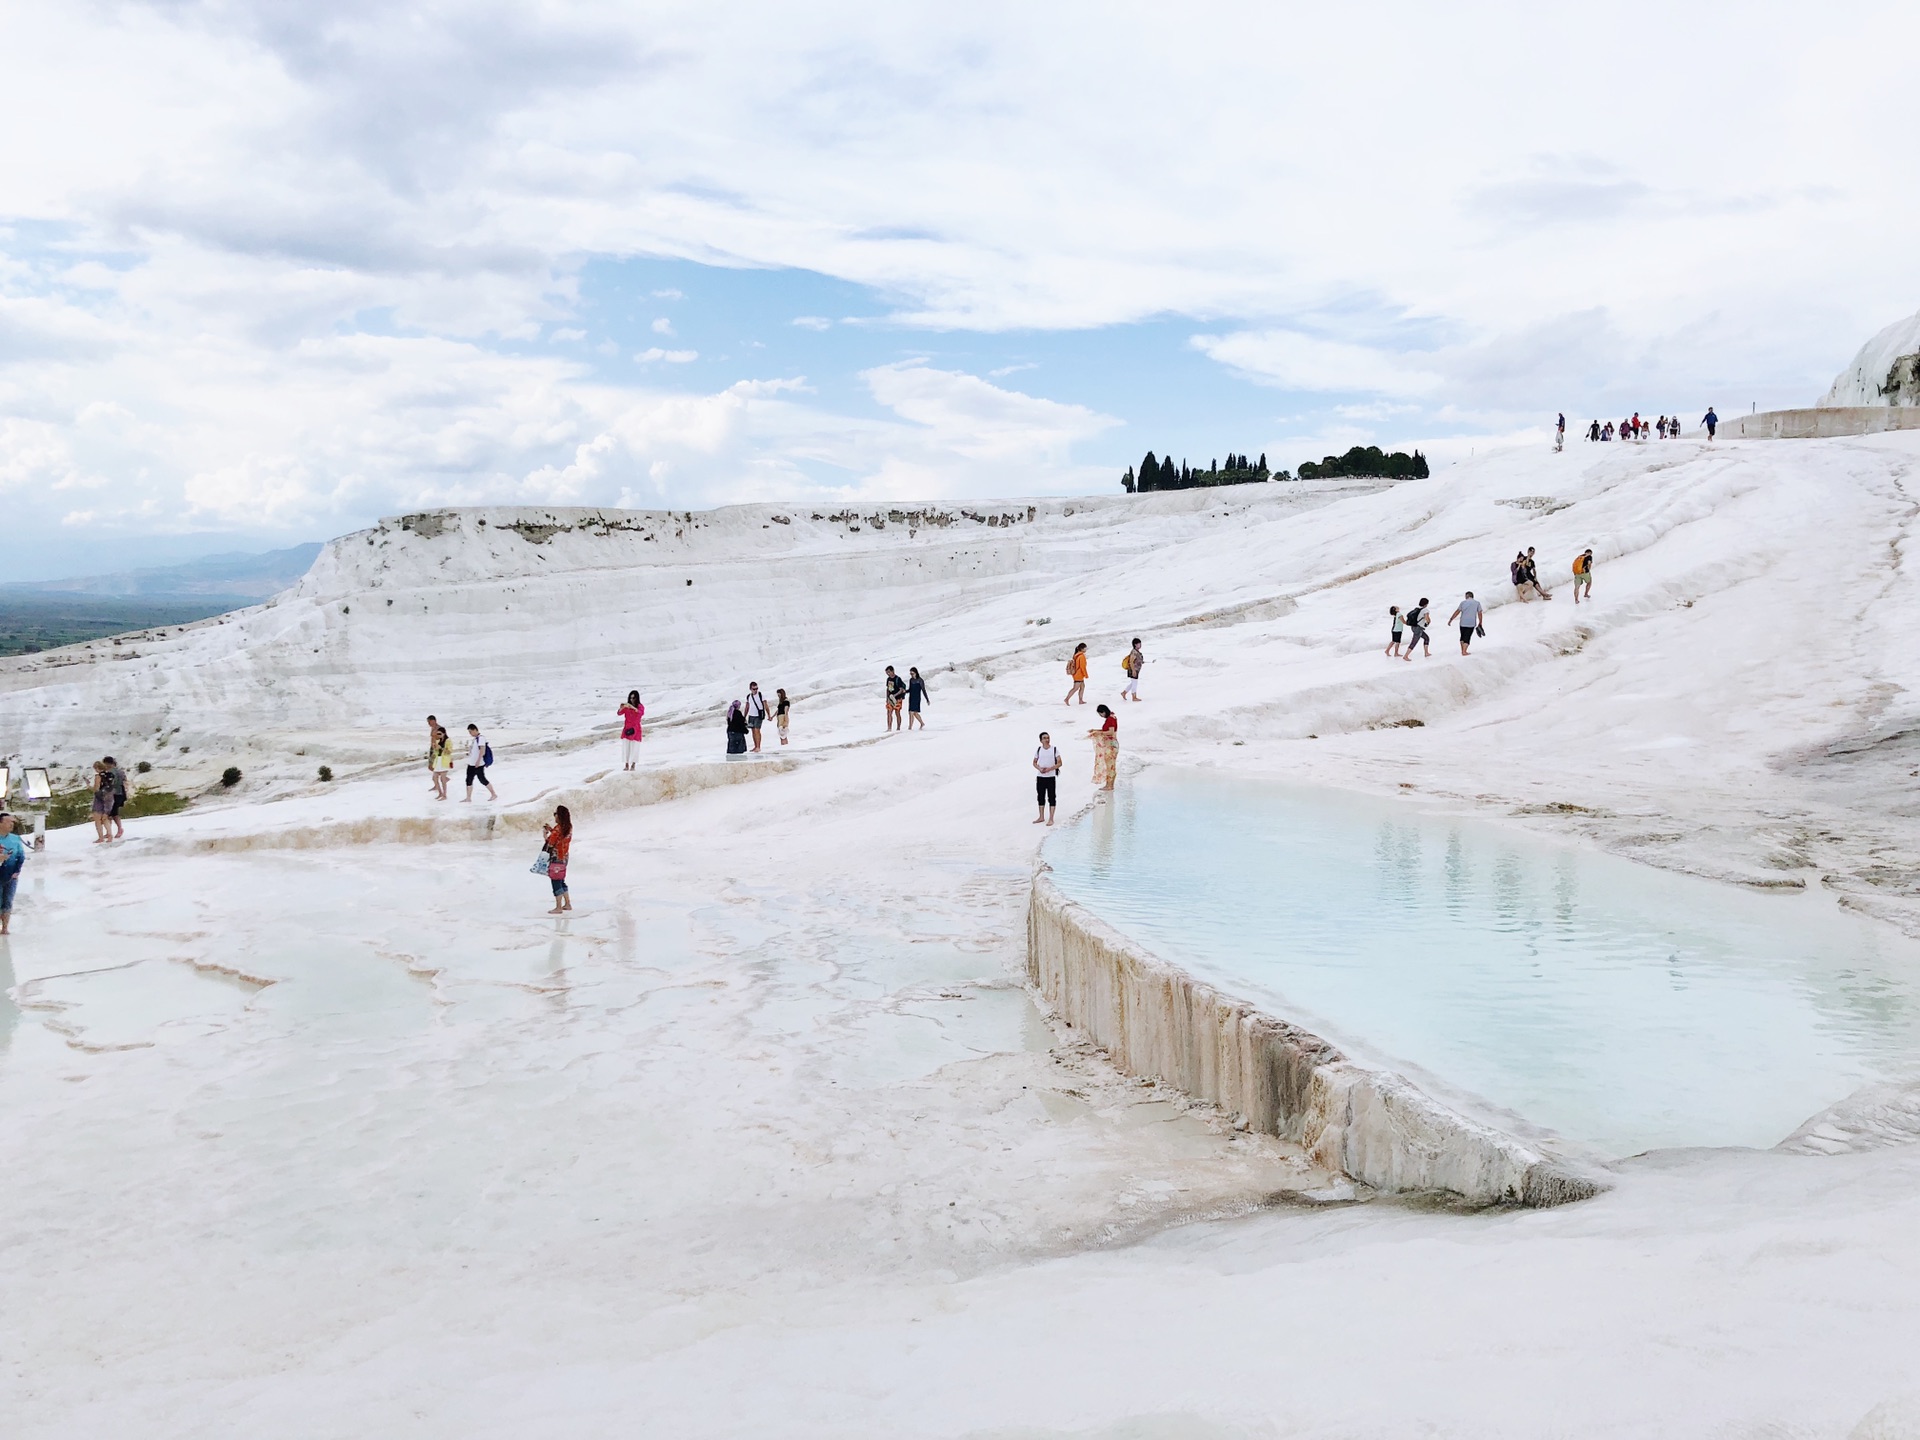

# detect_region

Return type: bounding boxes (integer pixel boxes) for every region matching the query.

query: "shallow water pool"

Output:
[1045,770,1920,1156]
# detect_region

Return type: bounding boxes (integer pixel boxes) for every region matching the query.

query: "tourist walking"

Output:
[725,700,749,756]
[1555,413,1566,451]
[105,756,127,839]
[540,805,572,914]
[1386,605,1404,657]
[1702,406,1718,440]
[1573,548,1595,603]
[617,691,645,770]
[745,682,768,752]
[1587,420,1601,442]
[884,666,906,732]
[463,724,497,802]
[1089,705,1119,790]
[775,688,791,745]
[426,713,441,794]
[1448,593,1484,655]
[430,725,453,799]
[1121,639,1145,701]
[1401,599,1431,660]
[1033,731,1062,825]
[0,811,24,935]
[89,762,113,843]
[1064,643,1088,705]
[906,667,930,730]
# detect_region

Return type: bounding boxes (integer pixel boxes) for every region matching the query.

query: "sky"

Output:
[2,0,1918,578]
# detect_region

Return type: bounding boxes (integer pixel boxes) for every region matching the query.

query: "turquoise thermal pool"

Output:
[1043,771,1920,1156]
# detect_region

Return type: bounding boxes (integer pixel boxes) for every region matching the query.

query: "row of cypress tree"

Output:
[1123,452,1278,493]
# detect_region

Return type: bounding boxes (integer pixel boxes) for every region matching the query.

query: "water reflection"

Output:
[1046,769,1920,1155]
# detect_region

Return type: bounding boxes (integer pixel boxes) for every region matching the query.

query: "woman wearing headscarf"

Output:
[725,699,749,756]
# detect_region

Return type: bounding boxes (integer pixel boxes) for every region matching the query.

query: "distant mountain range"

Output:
[0,543,324,600]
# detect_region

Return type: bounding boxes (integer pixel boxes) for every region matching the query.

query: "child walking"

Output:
[1385,606,1404,657]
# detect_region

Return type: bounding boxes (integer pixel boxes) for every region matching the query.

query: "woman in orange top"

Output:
[542,805,573,914]
[1063,642,1089,705]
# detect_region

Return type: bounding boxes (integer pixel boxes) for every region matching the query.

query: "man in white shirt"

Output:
[744,682,768,752]
[463,724,498,802]
[1448,592,1484,655]
[1033,731,1063,825]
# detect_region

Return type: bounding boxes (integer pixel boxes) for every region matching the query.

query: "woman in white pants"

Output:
[617,691,645,770]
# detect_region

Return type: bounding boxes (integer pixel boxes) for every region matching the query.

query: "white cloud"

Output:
[1190,331,1443,397]
[0,0,1914,544]
[651,317,674,335]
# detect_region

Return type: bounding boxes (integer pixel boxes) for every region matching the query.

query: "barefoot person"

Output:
[1033,731,1062,825]
[430,725,453,800]
[1121,640,1145,702]
[884,666,906,732]
[1524,547,1553,600]
[0,812,25,935]
[1401,599,1431,661]
[90,762,114,843]
[1572,548,1594,604]
[1089,704,1119,791]
[426,714,441,793]
[617,691,645,770]
[541,805,572,914]
[1063,643,1089,705]
[1385,605,1404,658]
[745,682,768,752]
[775,688,791,745]
[1447,592,1483,655]
[906,667,930,730]
[463,724,497,802]
[105,756,127,839]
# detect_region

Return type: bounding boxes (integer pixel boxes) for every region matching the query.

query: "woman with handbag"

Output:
[539,805,573,914]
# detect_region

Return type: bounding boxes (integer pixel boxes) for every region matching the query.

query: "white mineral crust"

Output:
[4,435,1920,1435]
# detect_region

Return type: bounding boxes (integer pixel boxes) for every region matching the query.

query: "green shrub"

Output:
[317,765,333,782]
[44,788,188,829]
[135,760,152,774]
[221,766,242,788]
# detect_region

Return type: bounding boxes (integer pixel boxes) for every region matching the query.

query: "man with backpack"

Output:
[0,811,25,935]
[104,755,128,840]
[1401,599,1432,660]
[1121,639,1145,701]
[464,724,497,802]
[1573,548,1595,603]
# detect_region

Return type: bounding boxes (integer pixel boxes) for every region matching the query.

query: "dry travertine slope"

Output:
[8,434,1920,1436]
[8,431,1920,928]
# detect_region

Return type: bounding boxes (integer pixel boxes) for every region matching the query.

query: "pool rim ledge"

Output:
[1025,867,1612,1209]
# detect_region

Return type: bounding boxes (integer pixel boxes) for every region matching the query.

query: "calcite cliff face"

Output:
[1820,310,1920,407]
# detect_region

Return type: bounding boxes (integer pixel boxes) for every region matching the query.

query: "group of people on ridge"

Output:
[424,715,497,802]
[1385,546,1597,660]
[724,683,790,753]
[1581,410,1719,443]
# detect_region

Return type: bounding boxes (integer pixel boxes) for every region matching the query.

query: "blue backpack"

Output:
[483,743,494,767]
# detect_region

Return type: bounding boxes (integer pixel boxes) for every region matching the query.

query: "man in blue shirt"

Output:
[0,812,26,936]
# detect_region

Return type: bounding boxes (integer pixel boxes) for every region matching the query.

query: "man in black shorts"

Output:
[463,724,497,802]
[1032,731,1062,825]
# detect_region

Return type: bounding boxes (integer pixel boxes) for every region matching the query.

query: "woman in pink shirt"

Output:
[617,691,645,771]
